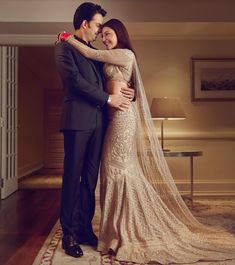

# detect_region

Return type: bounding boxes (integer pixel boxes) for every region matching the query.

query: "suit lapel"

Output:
[73,36,103,89]
[87,59,103,88]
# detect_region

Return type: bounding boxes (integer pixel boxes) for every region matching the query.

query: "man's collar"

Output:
[74,35,89,46]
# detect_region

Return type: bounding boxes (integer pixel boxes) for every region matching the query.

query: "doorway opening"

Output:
[17,46,63,190]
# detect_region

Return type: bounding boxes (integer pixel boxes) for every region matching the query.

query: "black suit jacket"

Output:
[55,38,109,131]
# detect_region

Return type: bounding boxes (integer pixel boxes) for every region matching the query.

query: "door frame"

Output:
[0,46,18,199]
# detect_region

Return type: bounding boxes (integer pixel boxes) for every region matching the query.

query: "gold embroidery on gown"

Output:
[67,38,235,264]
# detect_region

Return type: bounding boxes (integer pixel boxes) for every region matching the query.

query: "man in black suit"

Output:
[55,2,132,258]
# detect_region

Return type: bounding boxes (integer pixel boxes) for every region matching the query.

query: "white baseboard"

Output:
[18,163,44,179]
[175,180,235,196]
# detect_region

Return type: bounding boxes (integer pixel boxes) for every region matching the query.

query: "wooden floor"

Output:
[0,189,61,265]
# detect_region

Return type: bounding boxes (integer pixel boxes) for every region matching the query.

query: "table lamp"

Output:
[150,97,186,151]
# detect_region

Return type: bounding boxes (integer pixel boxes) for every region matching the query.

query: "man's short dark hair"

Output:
[73,2,107,30]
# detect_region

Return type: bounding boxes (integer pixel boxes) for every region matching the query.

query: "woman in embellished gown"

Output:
[58,19,235,264]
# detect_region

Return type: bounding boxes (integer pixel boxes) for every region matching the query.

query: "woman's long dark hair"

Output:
[102,19,135,55]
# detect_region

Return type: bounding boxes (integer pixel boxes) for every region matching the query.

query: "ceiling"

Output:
[1,0,235,23]
[1,0,235,45]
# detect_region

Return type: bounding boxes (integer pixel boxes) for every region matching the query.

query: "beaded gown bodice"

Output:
[103,61,132,83]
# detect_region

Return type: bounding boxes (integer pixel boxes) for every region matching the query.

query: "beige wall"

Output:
[132,38,235,195]
[2,0,233,195]
[18,47,45,177]
[17,38,235,195]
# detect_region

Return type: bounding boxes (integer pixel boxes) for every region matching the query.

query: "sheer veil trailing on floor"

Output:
[132,57,205,229]
[132,57,235,248]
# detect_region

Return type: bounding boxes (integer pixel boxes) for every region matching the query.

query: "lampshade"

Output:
[150,97,185,151]
[150,97,186,120]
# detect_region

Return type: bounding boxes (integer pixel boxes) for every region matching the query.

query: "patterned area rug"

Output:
[32,198,235,265]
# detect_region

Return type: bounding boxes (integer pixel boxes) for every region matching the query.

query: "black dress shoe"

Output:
[77,232,98,247]
[62,235,83,258]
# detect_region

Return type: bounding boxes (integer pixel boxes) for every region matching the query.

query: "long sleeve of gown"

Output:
[68,37,134,67]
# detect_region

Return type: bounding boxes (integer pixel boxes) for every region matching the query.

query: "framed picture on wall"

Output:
[191,58,235,101]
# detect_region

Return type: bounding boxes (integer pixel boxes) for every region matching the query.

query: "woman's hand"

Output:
[56,31,73,44]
